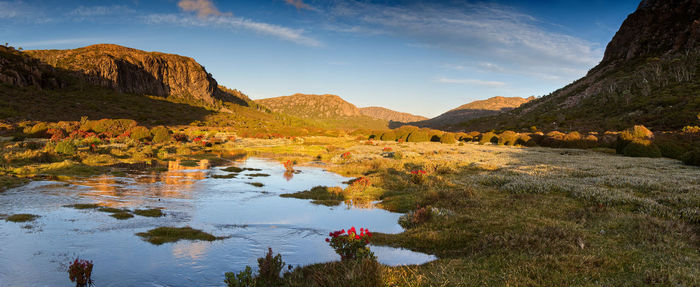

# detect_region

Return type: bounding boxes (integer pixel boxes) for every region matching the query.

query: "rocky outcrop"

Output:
[0,45,62,89]
[601,0,700,65]
[25,44,249,107]
[359,107,427,123]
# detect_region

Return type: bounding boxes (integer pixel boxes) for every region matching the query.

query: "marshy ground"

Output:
[1,135,698,285]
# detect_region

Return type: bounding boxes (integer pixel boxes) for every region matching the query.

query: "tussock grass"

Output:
[133,208,164,217]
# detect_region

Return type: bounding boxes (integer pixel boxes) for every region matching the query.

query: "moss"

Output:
[110,212,134,220]
[247,182,264,187]
[247,173,270,177]
[136,226,221,245]
[133,208,164,217]
[98,207,127,213]
[222,166,243,173]
[6,213,39,222]
[64,203,100,210]
[212,173,237,179]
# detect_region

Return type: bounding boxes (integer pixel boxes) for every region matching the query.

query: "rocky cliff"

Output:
[256,94,363,118]
[359,107,427,123]
[0,45,63,89]
[462,0,700,131]
[25,44,250,107]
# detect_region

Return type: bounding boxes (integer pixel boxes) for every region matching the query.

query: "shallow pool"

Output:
[0,157,435,286]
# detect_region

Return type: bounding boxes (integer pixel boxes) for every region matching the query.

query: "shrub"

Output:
[379,131,397,141]
[129,126,150,141]
[656,138,689,159]
[681,149,700,166]
[150,126,172,144]
[326,227,375,261]
[617,125,655,154]
[497,131,519,146]
[479,132,497,145]
[68,258,93,287]
[225,248,287,287]
[406,131,431,142]
[681,126,700,134]
[28,122,49,137]
[410,169,427,184]
[92,119,137,136]
[622,139,662,158]
[439,133,456,144]
[55,140,76,155]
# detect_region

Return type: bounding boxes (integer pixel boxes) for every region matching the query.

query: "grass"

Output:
[281,186,345,206]
[0,175,28,192]
[133,208,164,217]
[246,173,270,177]
[247,182,264,187]
[136,226,221,245]
[222,166,243,173]
[64,203,100,210]
[211,173,237,179]
[5,213,39,222]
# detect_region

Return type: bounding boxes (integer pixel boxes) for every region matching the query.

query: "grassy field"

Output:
[2,133,698,285]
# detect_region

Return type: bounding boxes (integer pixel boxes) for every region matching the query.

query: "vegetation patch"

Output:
[211,173,237,179]
[5,213,40,222]
[221,166,243,173]
[133,208,164,217]
[64,203,100,210]
[247,182,264,187]
[281,186,346,206]
[110,212,134,220]
[246,173,270,177]
[136,226,221,245]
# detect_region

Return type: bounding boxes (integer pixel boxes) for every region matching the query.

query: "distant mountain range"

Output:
[403,96,535,129]
[359,107,428,123]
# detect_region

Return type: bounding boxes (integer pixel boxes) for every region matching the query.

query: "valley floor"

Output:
[2,136,699,286]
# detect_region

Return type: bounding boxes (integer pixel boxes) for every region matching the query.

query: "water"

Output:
[0,157,435,286]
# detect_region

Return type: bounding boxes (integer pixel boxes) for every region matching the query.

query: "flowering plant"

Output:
[325,227,375,261]
[283,160,295,172]
[410,169,427,184]
[383,147,392,152]
[68,258,93,287]
[350,176,370,192]
[340,152,352,160]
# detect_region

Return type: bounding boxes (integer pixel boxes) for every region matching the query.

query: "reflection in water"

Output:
[0,157,436,286]
[283,171,294,181]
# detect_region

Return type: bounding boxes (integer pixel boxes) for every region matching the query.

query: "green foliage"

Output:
[129,126,150,141]
[224,248,286,287]
[439,133,456,144]
[681,149,700,166]
[406,131,431,142]
[136,226,219,245]
[225,266,254,287]
[91,119,137,135]
[27,122,49,137]
[150,126,172,144]
[622,139,662,158]
[497,131,519,146]
[54,140,76,155]
[5,213,39,222]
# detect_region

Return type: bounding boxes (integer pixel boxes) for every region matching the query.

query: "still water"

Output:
[0,157,435,286]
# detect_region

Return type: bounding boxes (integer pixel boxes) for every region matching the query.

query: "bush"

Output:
[380,131,397,141]
[656,138,689,159]
[622,139,662,158]
[326,227,375,261]
[439,133,456,144]
[406,131,431,142]
[55,140,76,155]
[28,122,49,137]
[150,126,172,144]
[497,131,519,146]
[681,149,700,166]
[225,248,287,287]
[92,119,137,136]
[617,125,655,154]
[479,132,497,145]
[129,126,151,141]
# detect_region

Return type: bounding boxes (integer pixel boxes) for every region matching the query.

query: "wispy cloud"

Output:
[326,1,602,80]
[69,5,135,17]
[436,78,506,87]
[177,0,230,18]
[0,1,51,22]
[145,14,322,47]
[284,0,315,10]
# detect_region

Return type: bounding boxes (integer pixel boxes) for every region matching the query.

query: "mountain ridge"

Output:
[359,106,427,123]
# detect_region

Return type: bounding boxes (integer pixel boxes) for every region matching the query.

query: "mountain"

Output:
[461,0,700,132]
[0,44,280,126]
[24,44,251,108]
[255,94,388,129]
[406,96,534,129]
[359,107,428,123]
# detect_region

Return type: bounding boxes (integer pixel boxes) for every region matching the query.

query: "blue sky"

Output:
[0,0,640,117]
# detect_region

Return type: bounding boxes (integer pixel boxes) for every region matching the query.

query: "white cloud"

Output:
[0,1,51,22]
[69,5,135,18]
[145,14,322,47]
[284,0,315,11]
[326,1,602,80]
[436,78,506,87]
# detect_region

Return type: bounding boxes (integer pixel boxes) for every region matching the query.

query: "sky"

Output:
[0,0,641,117]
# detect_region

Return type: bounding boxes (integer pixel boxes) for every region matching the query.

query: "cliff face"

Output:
[601,0,700,65]
[462,0,700,131]
[25,44,249,107]
[0,46,63,89]
[359,107,427,123]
